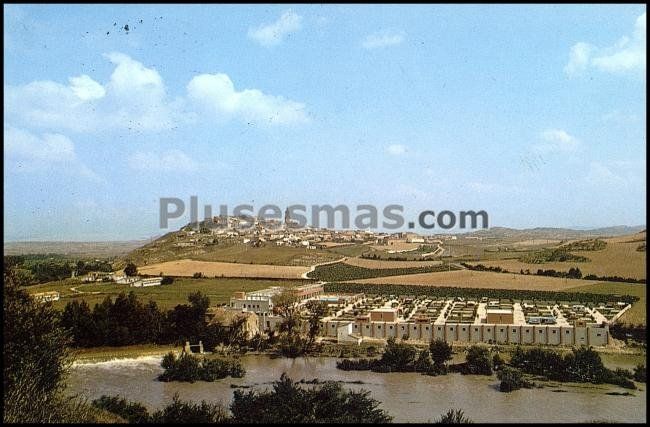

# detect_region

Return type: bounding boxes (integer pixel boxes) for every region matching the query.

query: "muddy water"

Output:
[68,355,646,423]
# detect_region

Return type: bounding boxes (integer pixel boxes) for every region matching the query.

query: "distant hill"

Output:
[460,225,645,240]
[3,240,151,257]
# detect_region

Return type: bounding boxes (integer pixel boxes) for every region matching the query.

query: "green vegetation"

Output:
[324,244,370,257]
[520,248,589,264]
[509,346,636,389]
[561,239,607,251]
[30,277,302,310]
[4,254,113,285]
[229,373,393,423]
[93,394,229,423]
[452,345,493,375]
[497,366,534,392]
[3,266,115,423]
[158,351,245,382]
[433,409,473,424]
[324,283,639,305]
[308,262,456,281]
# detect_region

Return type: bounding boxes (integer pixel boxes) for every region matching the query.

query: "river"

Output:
[68,355,646,423]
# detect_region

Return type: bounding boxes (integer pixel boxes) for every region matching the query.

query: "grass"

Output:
[324,244,371,257]
[28,277,304,310]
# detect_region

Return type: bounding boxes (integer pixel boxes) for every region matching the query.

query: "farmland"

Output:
[348,269,605,291]
[464,238,646,281]
[27,277,303,310]
[343,257,443,269]
[568,281,646,326]
[126,241,339,267]
[307,262,455,281]
[138,259,311,279]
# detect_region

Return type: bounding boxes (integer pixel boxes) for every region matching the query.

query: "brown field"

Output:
[603,230,645,244]
[139,259,310,279]
[466,239,646,280]
[348,269,603,291]
[343,257,443,269]
[370,241,420,252]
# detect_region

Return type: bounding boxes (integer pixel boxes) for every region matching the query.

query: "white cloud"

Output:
[128,149,199,172]
[5,52,180,133]
[534,129,581,153]
[4,126,100,180]
[68,74,106,101]
[564,42,594,75]
[248,10,302,47]
[585,161,627,186]
[362,30,405,49]
[602,109,639,123]
[565,12,646,75]
[386,144,407,155]
[187,73,309,125]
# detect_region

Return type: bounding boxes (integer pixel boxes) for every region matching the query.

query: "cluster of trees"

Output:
[451,345,494,375]
[92,394,228,423]
[337,338,456,376]
[460,263,508,273]
[307,263,453,281]
[609,323,646,342]
[3,267,129,423]
[582,274,645,284]
[520,248,589,264]
[158,352,245,382]
[496,366,535,392]
[60,291,212,348]
[325,283,639,305]
[94,373,393,423]
[4,254,114,285]
[561,239,607,251]
[534,267,583,279]
[461,261,645,284]
[509,346,637,389]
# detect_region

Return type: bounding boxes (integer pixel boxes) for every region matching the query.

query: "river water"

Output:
[68,355,646,423]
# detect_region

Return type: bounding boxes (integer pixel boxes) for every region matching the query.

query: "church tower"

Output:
[284,207,291,229]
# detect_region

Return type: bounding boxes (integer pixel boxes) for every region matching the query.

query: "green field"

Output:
[27,277,304,310]
[308,263,456,281]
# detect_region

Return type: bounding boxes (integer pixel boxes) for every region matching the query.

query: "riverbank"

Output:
[67,354,647,423]
[70,341,646,368]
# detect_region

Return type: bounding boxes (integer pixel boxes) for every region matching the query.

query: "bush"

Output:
[463,345,493,375]
[497,367,534,392]
[633,364,646,382]
[433,409,473,424]
[91,395,150,423]
[158,352,245,382]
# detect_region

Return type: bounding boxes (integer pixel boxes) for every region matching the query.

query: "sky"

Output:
[3,4,647,241]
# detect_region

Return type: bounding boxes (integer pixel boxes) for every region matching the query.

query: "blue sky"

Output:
[3,4,646,241]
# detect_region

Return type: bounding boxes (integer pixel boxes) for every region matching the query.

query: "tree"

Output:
[429,339,453,368]
[464,345,493,375]
[304,300,328,350]
[3,267,83,422]
[229,373,392,423]
[124,262,138,277]
[497,366,533,392]
[150,394,229,423]
[433,409,473,424]
[633,364,646,383]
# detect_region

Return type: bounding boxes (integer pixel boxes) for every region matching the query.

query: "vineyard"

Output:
[323,282,639,305]
[307,263,456,281]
